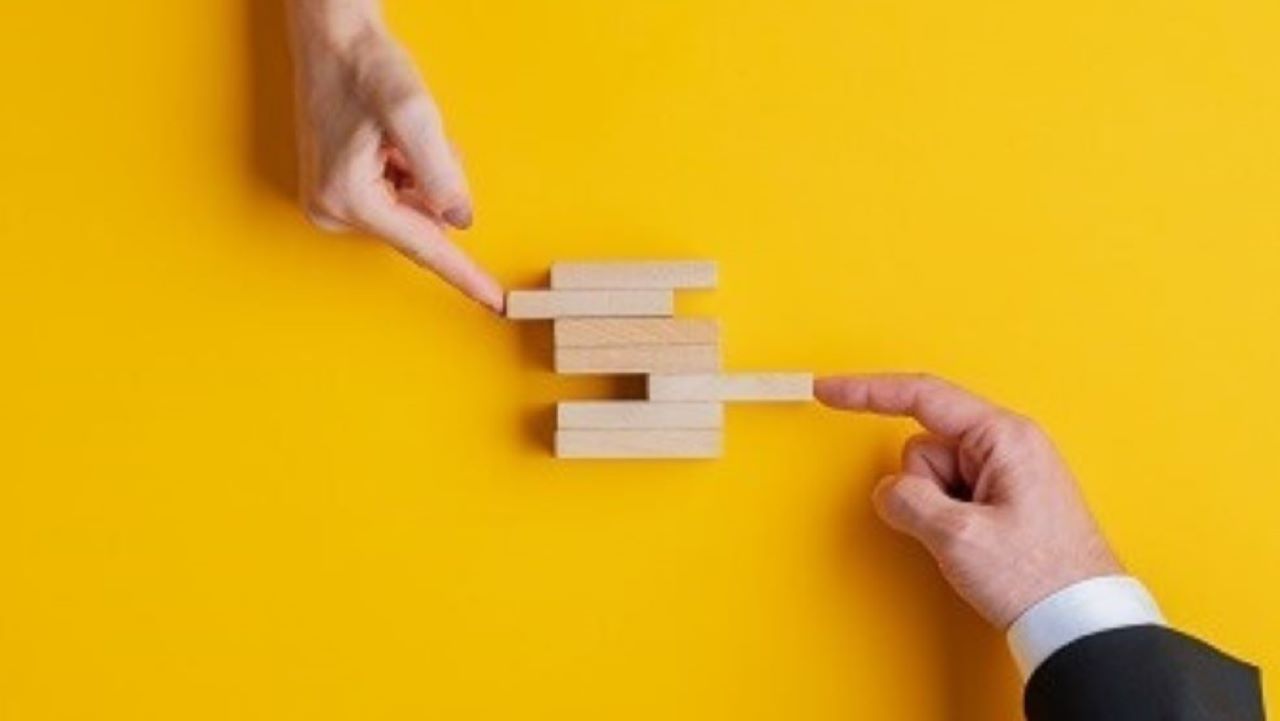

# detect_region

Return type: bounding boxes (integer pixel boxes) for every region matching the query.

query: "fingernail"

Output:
[443,206,473,229]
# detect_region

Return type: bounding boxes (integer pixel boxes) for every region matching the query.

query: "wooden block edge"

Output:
[647,372,815,402]
[555,344,722,375]
[550,260,718,290]
[556,401,724,430]
[554,429,723,459]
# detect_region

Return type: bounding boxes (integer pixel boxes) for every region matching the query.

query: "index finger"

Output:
[814,374,1003,438]
[350,188,503,313]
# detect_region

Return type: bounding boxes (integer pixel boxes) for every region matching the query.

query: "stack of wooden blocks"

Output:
[507,260,812,459]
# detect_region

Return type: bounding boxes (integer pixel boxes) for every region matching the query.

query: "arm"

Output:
[286,0,503,312]
[815,374,1263,721]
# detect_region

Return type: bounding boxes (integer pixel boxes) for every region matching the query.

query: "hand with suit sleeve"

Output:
[815,373,1122,627]
[286,0,503,312]
[815,374,1263,721]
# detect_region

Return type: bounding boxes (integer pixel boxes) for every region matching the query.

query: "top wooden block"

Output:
[550,261,718,290]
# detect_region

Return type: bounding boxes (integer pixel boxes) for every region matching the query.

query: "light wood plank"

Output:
[557,401,723,429]
[555,345,720,375]
[550,260,717,289]
[554,318,720,347]
[647,373,814,401]
[505,290,674,319]
[555,429,722,459]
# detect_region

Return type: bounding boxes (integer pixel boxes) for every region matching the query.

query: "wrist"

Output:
[1006,575,1164,678]
[1000,531,1123,628]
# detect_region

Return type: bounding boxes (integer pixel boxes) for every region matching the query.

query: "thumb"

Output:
[381,95,473,229]
[354,39,474,228]
[872,473,968,552]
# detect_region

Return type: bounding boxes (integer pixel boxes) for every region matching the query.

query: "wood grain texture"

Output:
[550,260,717,289]
[556,401,723,429]
[555,429,723,459]
[554,318,720,347]
[647,373,814,401]
[555,345,721,374]
[505,290,674,319]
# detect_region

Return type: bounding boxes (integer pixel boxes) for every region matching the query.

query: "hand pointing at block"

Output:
[817,375,1262,714]
[286,0,503,312]
[814,374,1122,628]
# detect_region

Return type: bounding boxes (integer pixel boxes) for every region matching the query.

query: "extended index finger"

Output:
[349,188,503,313]
[814,374,1003,438]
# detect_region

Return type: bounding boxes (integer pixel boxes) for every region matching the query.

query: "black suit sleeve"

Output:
[1024,624,1264,721]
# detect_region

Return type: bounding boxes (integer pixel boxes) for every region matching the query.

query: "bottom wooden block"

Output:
[555,429,723,459]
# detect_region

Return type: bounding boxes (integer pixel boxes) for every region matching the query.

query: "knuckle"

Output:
[901,434,931,465]
[309,176,354,216]
[933,509,982,554]
[313,165,381,220]
[903,433,933,454]
[303,205,347,233]
[355,40,419,104]
[997,414,1047,447]
[308,190,343,216]
[386,94,442,137]
[909,372,942,389]
[303,185,353,231]
[914,373,956,393]
[872,478,907,519]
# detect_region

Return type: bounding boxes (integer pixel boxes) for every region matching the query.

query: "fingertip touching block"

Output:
[556,401,724,430]
[550,260,717,290]
[505,289,674,319]
[555,429,723,459]
[647,372,814,402]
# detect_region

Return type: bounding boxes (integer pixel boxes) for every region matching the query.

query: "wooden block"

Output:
[505,290,674,319]
[555,345,720,375]
[550,260,717,289]
[555,429,722,459]
[647,373,814,402]
[557,401,723,429]
[554,318,720,348]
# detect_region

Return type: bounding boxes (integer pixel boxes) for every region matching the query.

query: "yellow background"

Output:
[1,1,1276,718]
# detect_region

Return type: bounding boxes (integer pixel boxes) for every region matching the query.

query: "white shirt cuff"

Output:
[1006,575,1165,679]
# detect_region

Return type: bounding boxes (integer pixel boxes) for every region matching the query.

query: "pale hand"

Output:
[815,374,1123,628]
[287,0,503,311]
